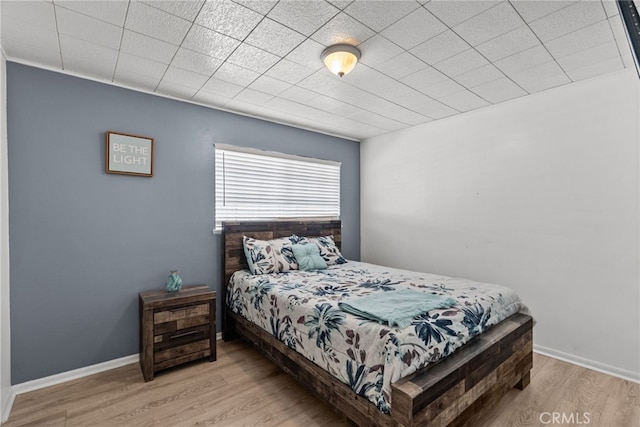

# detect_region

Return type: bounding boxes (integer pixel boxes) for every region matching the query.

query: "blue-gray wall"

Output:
[7,62,360,384]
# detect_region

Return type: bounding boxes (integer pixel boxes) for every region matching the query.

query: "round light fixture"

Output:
[321,44,361,78]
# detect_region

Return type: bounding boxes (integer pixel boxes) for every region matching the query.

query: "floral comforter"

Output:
[227,261,531,413]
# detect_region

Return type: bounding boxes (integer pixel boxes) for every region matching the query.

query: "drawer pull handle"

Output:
[169,307,186,313]
[169,330,199,340]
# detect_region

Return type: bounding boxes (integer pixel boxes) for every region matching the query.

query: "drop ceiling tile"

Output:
[327,0,354,11]
[556,40,621,74]
[1,18,59,53]
[55,1,128,26]
[343,0,420,32]
[233,88,275,105]
[55,6,123,50]
[162,66,209,88]
[249,100,337,130]
[509,60,570,93]
[1,1,59,51]
[475,26,540,62]
[565,55,624,81]
[143,1,205,21]
[297,72,358,100]
[284,38,326,71]
[303,94,355,116]
[279,86,318,104]
[226,44,280,74]
[248,75,292,96]
[324,82,371,104]
[438,90,490,112]
[434,49,489,78]
[64,58,116,82]
[228,101,290,122]
[410,98,459,119]
[172,48,222,75]
[116,52,168,80]
[1,38,61,68]
[410,30,469,65]
[358,34,404,66]
[279,86,319,103]
[156,80,199,98]
[402,66,449,88]
[114,69,161,91]
[494,45,554,75]
[1,0,56,32]
[125,2,191,45]
[201,77,245,98]
[374,51,428,80]
[192,90,232,107]
[264,59,316,84]
[233,0,277,15]
[196,0,262,40]
[546,20,614,60]
[425,0,500,27]
[353,94,429,126]
[120,30,178,64]
[346,65,415,102]
[510,1,576,23]
[311,12,375,46]
[268,1,339,36]
[59,34,118,78]
[471,77,526,103]
[348,109,406,131]
[266,97,324,121]
[454,2,525,46]
[182,24,240,60]
[609,16,635,68]
[454,63,504,88]
[380,8,447,50]
[244,18,306,56]
[420,78,467,99]
[390,90,435,108]
[528,1,606,42]
[213,62,260,86]
[601,0,619,17]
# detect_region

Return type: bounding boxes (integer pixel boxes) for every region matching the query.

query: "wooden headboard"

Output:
[221,219,342,338]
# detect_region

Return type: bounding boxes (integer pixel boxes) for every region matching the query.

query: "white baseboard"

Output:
[2,332,224,423]
[533,344,640,384]
[1,389,16,423]
[12,354,140,397]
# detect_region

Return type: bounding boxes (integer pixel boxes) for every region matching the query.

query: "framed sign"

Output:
[106,131,154,177]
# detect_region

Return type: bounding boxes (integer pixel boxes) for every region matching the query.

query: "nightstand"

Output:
[139,284,216,381]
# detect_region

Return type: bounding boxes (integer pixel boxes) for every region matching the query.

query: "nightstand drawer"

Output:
[154,303,208,324]
[154,338,210,364]
[154,324,210,351]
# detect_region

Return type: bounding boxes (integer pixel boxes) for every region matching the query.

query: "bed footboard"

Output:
[391,313,533,426]
[228,310,533,426]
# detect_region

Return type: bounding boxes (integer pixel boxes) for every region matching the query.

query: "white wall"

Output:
[0,48,12,420]
[361,69,640,379]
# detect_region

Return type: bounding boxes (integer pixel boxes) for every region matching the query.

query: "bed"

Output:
[222,220,533,426]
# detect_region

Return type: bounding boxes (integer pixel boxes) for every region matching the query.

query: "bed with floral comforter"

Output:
[227,260,531,413]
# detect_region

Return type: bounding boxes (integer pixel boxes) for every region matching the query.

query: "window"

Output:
[215,144,340,229]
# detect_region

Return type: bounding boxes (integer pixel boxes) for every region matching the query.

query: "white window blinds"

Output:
[215,144,340,229]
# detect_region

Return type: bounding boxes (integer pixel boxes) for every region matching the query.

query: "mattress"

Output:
[227,261,531,413]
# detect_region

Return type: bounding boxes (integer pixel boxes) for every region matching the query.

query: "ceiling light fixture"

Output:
[321,44,361,78]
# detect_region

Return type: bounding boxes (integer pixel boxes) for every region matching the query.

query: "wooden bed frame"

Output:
[221,220,533,426]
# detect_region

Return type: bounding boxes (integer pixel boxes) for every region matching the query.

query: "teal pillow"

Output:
[292,243,327,271]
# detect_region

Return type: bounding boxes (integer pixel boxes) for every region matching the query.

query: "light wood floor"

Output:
[5,340,639,427]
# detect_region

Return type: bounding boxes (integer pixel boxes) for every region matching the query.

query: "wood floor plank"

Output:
[4,340,638,427]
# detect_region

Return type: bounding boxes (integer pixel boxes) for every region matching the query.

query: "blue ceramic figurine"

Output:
[165,270,183,292]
